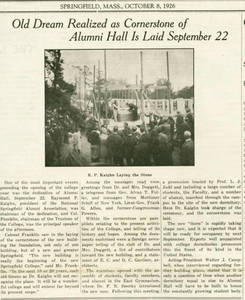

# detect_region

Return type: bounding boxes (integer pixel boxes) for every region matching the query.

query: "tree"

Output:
[45,50,76,110]
[174,85,194,99]
[146,78,174,99]
[45,50,64,89]
[156,78,169,87]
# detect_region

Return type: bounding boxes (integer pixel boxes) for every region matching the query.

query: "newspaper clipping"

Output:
[0,1,244,300]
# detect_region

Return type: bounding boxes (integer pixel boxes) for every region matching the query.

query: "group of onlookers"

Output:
[45,109,76,166]
[82,108,194,166]
[46,108,194,166]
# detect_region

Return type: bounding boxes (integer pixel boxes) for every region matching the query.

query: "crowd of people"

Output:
[89,108,194,166]
[45,108,194,166]
[45,108,85,166]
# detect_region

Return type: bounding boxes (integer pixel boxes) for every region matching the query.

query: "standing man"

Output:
[123,126,138,166]
[106,126,124,165]
[185,108,194,139]
[134,127,150,166]
[113,100,119,122]
[181,131,194,166]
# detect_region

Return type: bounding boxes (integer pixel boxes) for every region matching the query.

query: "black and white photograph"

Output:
[45,49,194,167]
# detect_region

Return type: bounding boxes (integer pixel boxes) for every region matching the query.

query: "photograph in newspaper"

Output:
[45,49,194,167]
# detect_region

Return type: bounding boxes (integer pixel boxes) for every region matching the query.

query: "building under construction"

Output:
[68,49,194,124]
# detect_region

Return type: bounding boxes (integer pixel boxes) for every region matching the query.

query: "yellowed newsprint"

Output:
[0,1,244,300]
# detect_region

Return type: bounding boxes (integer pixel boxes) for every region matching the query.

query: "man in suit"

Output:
[181,131,194,166]
[106,126,124,165]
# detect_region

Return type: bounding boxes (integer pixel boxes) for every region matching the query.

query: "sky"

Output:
[61,49,193,92]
